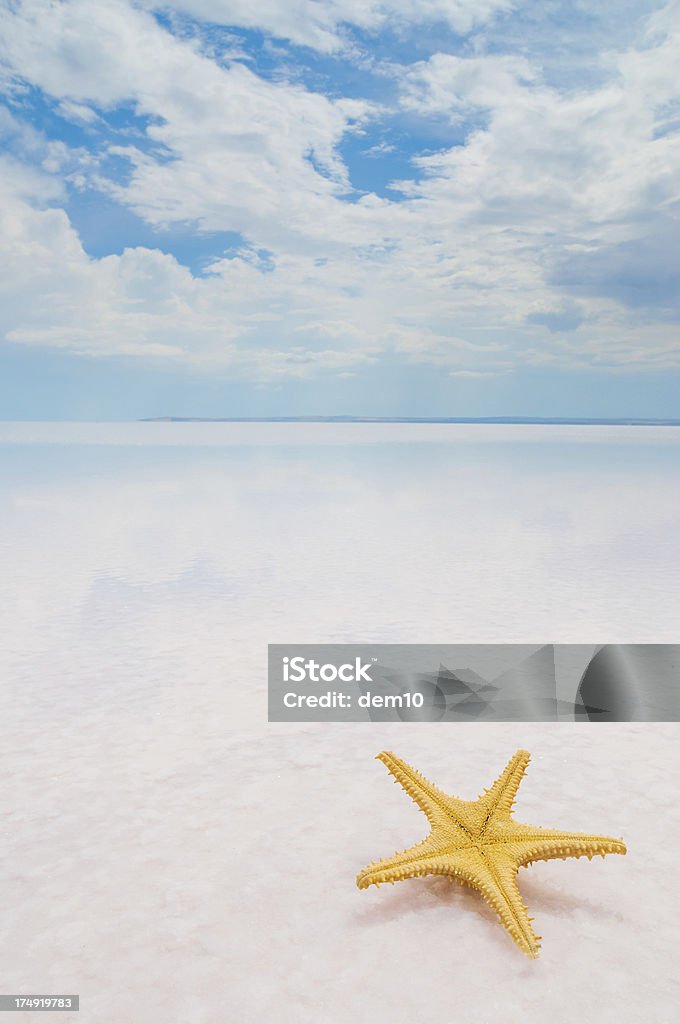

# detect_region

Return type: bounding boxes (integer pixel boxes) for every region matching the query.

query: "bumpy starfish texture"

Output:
[357,749,626,957]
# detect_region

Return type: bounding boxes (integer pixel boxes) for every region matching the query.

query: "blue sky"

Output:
[0,0,678,418]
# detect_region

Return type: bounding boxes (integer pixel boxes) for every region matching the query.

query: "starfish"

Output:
[357,749,626,957]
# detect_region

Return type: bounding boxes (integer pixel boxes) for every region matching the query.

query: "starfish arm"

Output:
[479,749,531,823]
[464,848,542,958]
[356,833,457,888]
[376,751,462,829]
[498,825,627,866]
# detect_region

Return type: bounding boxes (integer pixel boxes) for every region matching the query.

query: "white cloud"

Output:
[0,0,678,378]
[401,53,537,119]
[0,147,391,375]
[399,38,680,228]
[140,0,514,53]
[55,100,101,125]
[0,0,373,233]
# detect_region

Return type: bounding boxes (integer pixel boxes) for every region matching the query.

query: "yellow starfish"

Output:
[357,749,626,957]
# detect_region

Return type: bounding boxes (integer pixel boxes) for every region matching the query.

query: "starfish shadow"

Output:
[353,877,524,959]
[354,876,500,927]
[354,873,628,932]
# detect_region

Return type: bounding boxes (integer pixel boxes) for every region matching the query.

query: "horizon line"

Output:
[138,415,680,425]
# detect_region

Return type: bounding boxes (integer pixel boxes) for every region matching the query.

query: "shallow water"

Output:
[1,423,678,1022]
[2,423,679,673]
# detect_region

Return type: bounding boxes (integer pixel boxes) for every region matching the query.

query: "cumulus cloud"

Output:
[0,0,372,240]
[0,0,678,378]
[0,174,382,374]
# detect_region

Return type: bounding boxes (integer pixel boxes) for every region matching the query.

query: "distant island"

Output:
[140,416,680,425]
